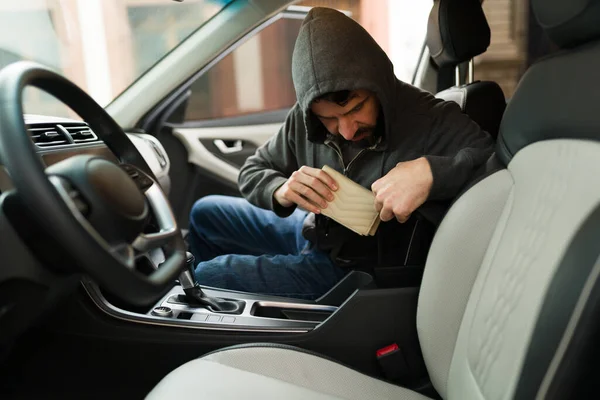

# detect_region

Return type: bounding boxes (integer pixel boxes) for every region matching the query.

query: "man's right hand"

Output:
[274,166,338,214]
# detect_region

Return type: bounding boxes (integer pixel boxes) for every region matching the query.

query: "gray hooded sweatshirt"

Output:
[238,7,494,267]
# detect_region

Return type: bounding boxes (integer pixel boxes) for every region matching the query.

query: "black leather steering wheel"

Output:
[0,62,186,305]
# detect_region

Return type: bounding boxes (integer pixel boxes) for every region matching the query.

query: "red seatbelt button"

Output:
[376,343,399,358]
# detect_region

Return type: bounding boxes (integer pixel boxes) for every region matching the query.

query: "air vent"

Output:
[62,123,99,143]
[27,122,100,148]
[28,124,69,147]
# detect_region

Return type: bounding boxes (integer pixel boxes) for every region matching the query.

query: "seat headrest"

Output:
[496,40,600,165]
[426,0,490,68]
[532,0,600,48]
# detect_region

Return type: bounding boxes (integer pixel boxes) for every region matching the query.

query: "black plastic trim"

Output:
[315,270,375,306]
[544,256,600,399]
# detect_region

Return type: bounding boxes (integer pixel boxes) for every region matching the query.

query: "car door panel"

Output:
[199,139,257,168]
[172,122,280,186]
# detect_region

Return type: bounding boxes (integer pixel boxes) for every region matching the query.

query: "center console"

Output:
[133,252,370,332]
[149,286,339,332]
[84,254,375,333]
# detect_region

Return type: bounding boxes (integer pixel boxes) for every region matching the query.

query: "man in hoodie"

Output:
[187,7,494,299]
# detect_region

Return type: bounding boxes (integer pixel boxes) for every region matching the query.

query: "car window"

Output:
[0,0,233,117]
[184,16,303,122]
[183,1,432,122]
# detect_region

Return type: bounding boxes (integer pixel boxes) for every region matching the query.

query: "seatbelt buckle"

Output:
[376,343,410,384]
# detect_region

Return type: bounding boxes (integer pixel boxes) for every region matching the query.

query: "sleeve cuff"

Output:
[424,155,456,201]
[266,176,297,218]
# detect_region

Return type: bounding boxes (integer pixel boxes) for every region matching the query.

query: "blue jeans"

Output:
[187,195,346,300]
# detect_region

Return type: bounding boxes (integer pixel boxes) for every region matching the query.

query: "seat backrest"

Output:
[426,0,506,139]
[416,0,600,398]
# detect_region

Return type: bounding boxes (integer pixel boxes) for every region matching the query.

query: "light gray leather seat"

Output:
[147,1,600,398]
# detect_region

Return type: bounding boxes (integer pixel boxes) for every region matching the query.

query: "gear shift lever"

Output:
[178,252,244,314]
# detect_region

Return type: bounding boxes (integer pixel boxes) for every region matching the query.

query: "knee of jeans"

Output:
[189,195,225,231]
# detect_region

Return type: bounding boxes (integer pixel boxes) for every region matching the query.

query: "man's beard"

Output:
[350,126,378,148]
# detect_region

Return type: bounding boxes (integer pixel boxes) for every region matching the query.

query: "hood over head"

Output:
[292,7,397,144]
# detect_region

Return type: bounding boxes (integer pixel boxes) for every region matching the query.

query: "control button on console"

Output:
[151,306,173,318]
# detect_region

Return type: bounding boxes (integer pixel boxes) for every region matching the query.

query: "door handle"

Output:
[213,139,243,154]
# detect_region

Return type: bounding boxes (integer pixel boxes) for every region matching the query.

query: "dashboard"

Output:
[0,114,171,194]
[40,146,120,166]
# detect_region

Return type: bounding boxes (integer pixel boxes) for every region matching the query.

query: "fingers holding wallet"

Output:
[372,157,433,223]
[274,166,338,213]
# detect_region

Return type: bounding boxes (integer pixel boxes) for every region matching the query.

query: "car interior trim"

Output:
[81,278,332,333]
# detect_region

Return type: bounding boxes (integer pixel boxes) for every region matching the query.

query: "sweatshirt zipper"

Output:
[345,149,368,174]
[325,140,373,176]
[327,142,346,173]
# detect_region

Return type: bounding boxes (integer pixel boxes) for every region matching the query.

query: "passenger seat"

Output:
[426,0,506,139]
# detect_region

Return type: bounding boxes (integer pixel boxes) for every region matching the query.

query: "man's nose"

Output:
[338,119,356,141]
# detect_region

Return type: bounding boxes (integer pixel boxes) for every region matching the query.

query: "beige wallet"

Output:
[320,165,381,236]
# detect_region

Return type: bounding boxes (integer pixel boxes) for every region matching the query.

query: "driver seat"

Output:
[147,1,600,398]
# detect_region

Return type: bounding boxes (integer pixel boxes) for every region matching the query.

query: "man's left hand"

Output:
[371,157,433,223]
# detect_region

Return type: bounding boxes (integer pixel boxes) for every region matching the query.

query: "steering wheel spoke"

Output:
[49,175,97,233]
[132,183,179,252]
[51,174,137,264]
[52,172,172,270]
[109,242,136,269]
[49,175,89,216]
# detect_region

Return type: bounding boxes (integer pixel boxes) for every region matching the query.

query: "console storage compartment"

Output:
[250,301,336,322]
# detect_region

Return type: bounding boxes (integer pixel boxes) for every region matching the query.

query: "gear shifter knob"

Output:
[179,251,197,290]
[177,251,244,314]
[185,251,196,275]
